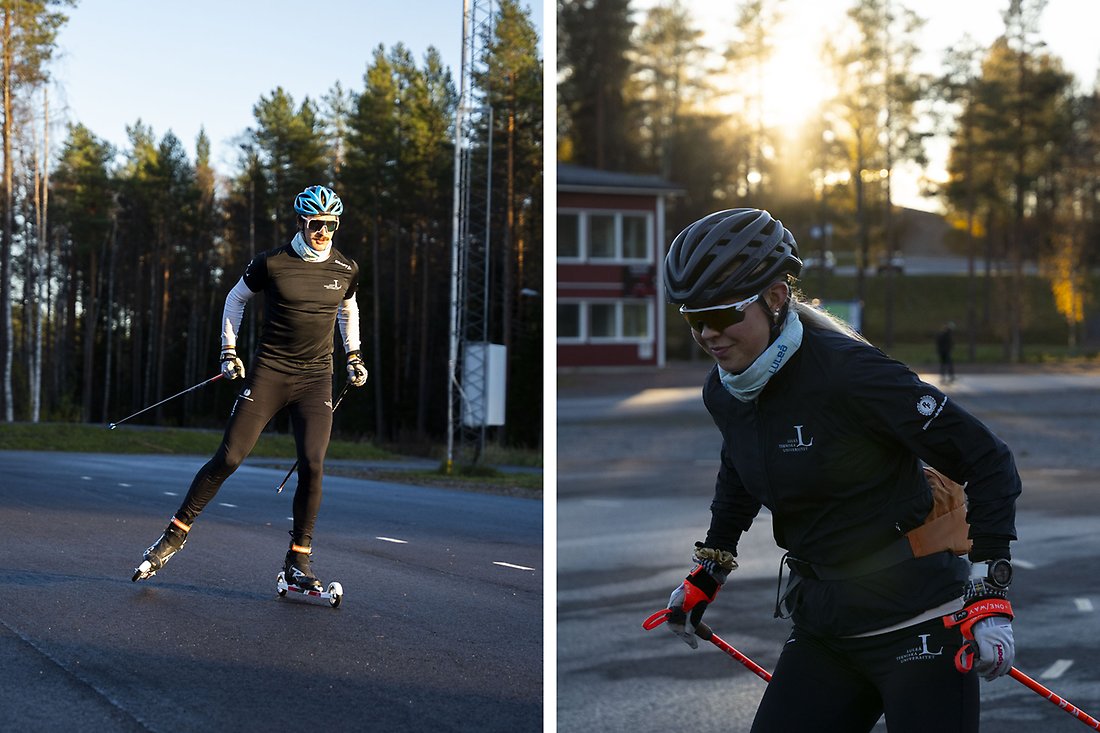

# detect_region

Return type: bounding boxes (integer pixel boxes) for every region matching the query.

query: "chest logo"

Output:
[333,259,352,271]
[779,425,814,453]
[324,279,342,290]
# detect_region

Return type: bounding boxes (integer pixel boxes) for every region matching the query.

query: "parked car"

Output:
[803,250,836,272]
[876,253,905,274]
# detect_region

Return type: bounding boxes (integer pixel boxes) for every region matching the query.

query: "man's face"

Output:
[302,215,339,251]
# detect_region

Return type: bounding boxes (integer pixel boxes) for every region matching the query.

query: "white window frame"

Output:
[556,208,653,264]
[556,299,653,344]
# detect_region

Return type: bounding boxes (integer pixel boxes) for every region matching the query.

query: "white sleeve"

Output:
[221,277,256,351]
[337,296,361,355]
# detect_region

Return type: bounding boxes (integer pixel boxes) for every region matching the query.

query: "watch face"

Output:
[989,560,1013,587]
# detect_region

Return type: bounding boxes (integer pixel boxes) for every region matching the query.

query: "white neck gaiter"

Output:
[718,309,803,402]
[290,231,331,262]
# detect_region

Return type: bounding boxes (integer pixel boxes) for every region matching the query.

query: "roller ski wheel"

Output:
[276,571,343,608]
[132,559,157,583]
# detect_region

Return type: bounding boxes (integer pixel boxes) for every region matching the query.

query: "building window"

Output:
[621,214,648,260]
[557,210,653,263]
[587,214,616,259]
[558,302,582,340]
[589,302,617,338]
[558,213,580,259]
[621,302,649,338]
[557,300,652,343]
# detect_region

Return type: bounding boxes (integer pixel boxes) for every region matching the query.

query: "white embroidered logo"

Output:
[916,395,938,416]
[779,425,814,454]
[324,279,342,290]
[333,259,353,271]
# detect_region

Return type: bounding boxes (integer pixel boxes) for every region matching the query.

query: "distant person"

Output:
[659,208,1021,731]
[937,322,956,383]
[132,185,369,591]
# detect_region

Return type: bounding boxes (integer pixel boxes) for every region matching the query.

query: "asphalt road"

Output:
[558,365,1100,733]
[0,451,542,732]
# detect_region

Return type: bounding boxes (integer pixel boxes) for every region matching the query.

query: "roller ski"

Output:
[276,543,342,608]
[132,518,189,582]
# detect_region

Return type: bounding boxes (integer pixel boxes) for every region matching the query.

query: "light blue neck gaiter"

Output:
[290,231,331,262]
[718,309,803,402]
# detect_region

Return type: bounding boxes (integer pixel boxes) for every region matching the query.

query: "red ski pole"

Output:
[1009,667,1100,730]
[643,608,772,683]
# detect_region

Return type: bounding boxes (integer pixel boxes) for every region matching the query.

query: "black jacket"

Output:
[702,325,1021,635]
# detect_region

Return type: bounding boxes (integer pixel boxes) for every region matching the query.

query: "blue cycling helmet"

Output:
[294,185,344,217]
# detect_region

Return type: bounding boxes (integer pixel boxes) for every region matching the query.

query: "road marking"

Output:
[1040,659,1074,679]
[1037,468,1082,476]
[1075,598,1094,612]
[1013,559,1036,569]
[163,491,178,496]
[493,561,535,571]
[218,503,237,508]
[376,537,408,544]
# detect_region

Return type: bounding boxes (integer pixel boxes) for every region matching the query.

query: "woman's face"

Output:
[686,282,787,373]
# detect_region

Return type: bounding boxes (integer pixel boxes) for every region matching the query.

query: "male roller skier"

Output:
[132,185,369,589]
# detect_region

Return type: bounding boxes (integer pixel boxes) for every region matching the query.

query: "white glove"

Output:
[971,616,1014,680]
[346,351,368,387]
[220,349,245,380]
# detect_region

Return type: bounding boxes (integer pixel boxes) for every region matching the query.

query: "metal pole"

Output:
[446,0,471,475]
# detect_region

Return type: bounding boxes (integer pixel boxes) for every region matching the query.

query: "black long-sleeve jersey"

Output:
[242,244,359,374]
[701,324,1021,636]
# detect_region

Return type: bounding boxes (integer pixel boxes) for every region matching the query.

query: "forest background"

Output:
[558,0,1100,365]
[0,0,544,458]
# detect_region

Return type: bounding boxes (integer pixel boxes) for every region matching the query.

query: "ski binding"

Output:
[276,571,343,608]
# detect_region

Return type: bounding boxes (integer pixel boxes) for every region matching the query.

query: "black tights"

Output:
[175,365,334,546]
[751,618,979,732]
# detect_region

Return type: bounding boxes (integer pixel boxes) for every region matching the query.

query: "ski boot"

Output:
[276,543,343,608]
[132,518,190,582]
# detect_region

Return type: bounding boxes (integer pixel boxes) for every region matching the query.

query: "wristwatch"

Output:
[986,558,1013,589]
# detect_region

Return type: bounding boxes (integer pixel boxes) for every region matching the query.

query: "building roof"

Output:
[557,163,683,195]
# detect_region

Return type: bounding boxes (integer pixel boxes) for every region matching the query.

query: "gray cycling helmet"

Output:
[663,208,802,305]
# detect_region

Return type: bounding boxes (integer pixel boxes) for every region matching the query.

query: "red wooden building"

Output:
[557,163,683,368]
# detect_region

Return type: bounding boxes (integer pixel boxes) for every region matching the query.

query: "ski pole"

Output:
[643,608,773,682]
[276,382,353,494]
[107,374,224,429]
[1009,667,1100,730]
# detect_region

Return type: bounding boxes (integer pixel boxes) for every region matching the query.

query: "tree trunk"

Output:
[2,8,14,421]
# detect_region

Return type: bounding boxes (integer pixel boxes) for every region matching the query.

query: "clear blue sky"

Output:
[49,0,545,177]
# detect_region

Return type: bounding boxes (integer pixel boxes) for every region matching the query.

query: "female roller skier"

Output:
[660,208,1021,731]
[132,185,369,591]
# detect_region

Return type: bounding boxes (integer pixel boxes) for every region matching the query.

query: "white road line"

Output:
[1040,659,1074,680]
[218,503,237,508]
[1013,559,1037,569]
[376,537,408,544]
[1075,598,1094,612]
[493,561,535,571]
